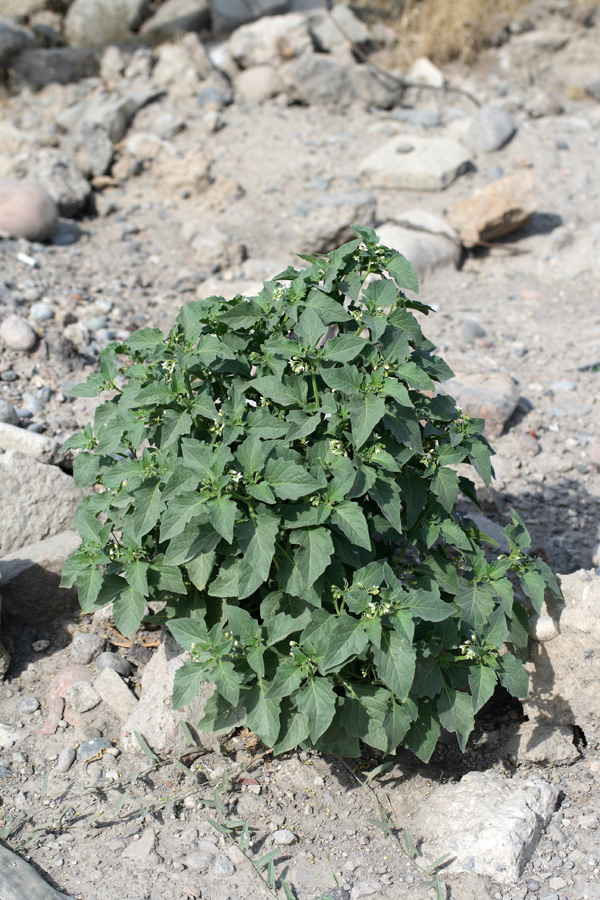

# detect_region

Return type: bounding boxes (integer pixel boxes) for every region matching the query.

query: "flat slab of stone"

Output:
[0,531,80,628]
[0,422,71,467]
[359,135,472,191]
[0,841,73,900]
[450,170,538,247]
[404,771,557,883]
[376,219,460,278]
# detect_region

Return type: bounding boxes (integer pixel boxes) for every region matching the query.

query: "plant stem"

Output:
[311,368,320,405]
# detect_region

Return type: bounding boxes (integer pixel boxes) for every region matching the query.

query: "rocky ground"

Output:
[1,0,600,899]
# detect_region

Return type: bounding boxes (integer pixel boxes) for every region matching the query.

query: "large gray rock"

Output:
[524,569,600,747]
[0,180,58,242]
[463,104,517,153]
[450,170,538,248]
[58,87,163,144]
[11,150,91,218]
[0,531,81,628]
[0,22,35,68]
[293,190,376,254]
[121,635,219,756]
[359,134,472,191]
[9,48,99,90]
[0,422,71,467]
[229,13,312,69]
[506,722,580,765]
[65,0,146,47]
[0,450,83,554]
[352,64,404,111]
[405,772,557,883]
[308,5,371,53]
[0,842,73,900]
[376,215,460,279]
[209,0,287,35]
[140,0,210,40]
[62,122,114,179]
[281,51,356,108]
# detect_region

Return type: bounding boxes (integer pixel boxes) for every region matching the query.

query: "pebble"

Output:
[459,319,487,342]
[70,632,106,665]
[17,697,40,714]
[213,857,235,876]
[0,399,19,425]
[30,302,54,322]
[77,736,113,762]
[0,765,13,779]
[121,828,157,861]
[96,651,132,677]
[350,883,380,899]
[0,179,58,242]
[527,880,540,892]
[183,850,216,870]
[273,828,297,845]
[324,891,350,900]
[0,315,37,351]
[32,640,50,652]
[57,747,77,773]
[65,681,102,713]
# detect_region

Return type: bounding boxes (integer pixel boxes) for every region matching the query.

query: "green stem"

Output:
[311,368,320,406]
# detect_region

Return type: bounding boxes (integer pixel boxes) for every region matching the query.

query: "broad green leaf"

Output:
[289,527,334,589]
[225,604,260,644]
[469,665,497,713]
[402,587,452,623]
[237,507,279,579]
[212,659,241,706]
[129,478,165,541]
[331,501,371,550]
[113,584,146,637]
[296,676,337,742]
[348,395,386,450]
[216,299,263,328]
[497,651,529,699]
[313,705,361,756]
[208,558,240,597]
[321,365,363,395]
[173,661,208,708]
[265,457,323,500]
[245,681,281,747]
[235,435,267,476]
[369,475,403,535]
[384,251,419,293]
[161,409,193,448]
[125,560,149,596]
[431,467,459,513]
[403,704,440,763]
[317,614,368,674]
[206,495,237,543]
[437,683,475,751]
[296,306,327,347]
[372,630,416,701]
[520,570,547,615]
[186,552,216,591]
[273,699,310,755]
[383,699,412,752]
[167,617,209,653]
[181,439,231,480]
[454,581,495,630]
[399,472,427,529]
[162,522,220,565]
[267,659,304,700]
[252,375,307,407]
[306,289,352,324]
[322,334,365,362]
[247,481,276,504]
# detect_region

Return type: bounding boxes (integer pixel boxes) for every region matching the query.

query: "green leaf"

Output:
[237,507,279,580]
[306,289,352,324]
[235,435,267,477]
[129,478,165,541]
[167,617,209,653]
[469,665,497,713]
[322,334,366,362]
[288,527,334,589]
[402,587,452,623]
[296,676,337,742]
[454,581,495,630]
[431,467,459,513]
[173,661,208,708]
[267,658,304,700]
[273,698,310,754]
[163,522,220,565]
[161,409,193,448]
[186,552,216,591]
[369,475,403,535]
[245,681,281,747]
[331,501,371,550]
[371,630,416,701]
[112,584,146,637]
[212,659,241,706]
[318,614,369,674]
[265,457,323,500]
[437,683,475,751]
[348,395,386,450]
[125,560,149,596]
[321,365,363,395]
[296,306,327,347]
[498,651,529,699]
[384,251,419,293]
[403,704,440,763]
[206,495,237,543]
[520,569,547,615]
[252,375,307,407]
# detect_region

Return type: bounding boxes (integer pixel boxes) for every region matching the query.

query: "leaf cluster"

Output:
[61,226,560,761]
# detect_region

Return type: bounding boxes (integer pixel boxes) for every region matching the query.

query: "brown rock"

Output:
[450,171,538,247]
[0,179,58,242]
[442,370,520,439]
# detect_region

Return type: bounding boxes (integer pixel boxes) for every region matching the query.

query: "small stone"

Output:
[94,667,138,719]
[0,724,19,749]
[29,302,54,323]
[459,319,487,342]
[0,179,58,242]
[17,697,40,714]
[96,651,132,677]
[0,315,37,352]
[0,400,19,426]
[272,829,297,845]
[77,736,113,762]
[350,882,380,899]
[213,857,235,876]
[32,640,50,652]
[65,681,102,713]
[464,104,517,152]
[70,632,106,665]
[0,641,10,678]
[323,890,350,900]
[181,827,199,842]
[121,827,158,861]
[0,765,13,779]
[184,850,216,870]
[57,747,77,773]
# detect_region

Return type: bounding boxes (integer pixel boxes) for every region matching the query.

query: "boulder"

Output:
[0,422,72,467]
[11,150,91,219]
[450,170,538,248]
[229,13,312,69]
[121,634,219,756]
[524,569,600,747]
[308,5,371,54]
[58,87,163,145]
[442,368,520,439]
[0,180,58,242]
[0,22,35,68]
[292,190,376,254]
[376,215,460,278]
[65,0,146,47]
[0,450,83,554]
[359,135,472,191]
[235,64,282,103]
[0,842,74,900]
[463,104,517,153]
[0,531,81,628]
[9,47,99,90]
[403,771,557,883]
[140,0,210,40]
[506,722,580,765]
[281,51,356,108]
[209,0,287,35]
